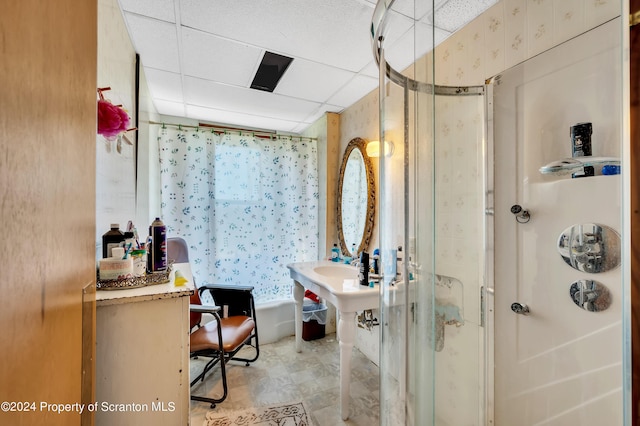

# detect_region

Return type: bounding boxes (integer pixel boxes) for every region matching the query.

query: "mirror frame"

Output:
[337,137,375,256]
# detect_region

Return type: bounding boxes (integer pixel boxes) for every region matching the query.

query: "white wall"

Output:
[96,0,137,256]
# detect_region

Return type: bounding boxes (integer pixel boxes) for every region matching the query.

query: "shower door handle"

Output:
[510,302,530,315]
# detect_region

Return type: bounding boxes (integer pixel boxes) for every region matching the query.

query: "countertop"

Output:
[96,262,195,307]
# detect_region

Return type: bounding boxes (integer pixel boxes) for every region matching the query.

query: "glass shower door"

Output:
[372,1,488,424]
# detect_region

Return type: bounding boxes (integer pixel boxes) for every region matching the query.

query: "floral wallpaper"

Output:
[158,128,319,304]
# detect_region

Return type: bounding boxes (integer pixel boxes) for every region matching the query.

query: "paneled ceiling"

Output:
[118,0,497,134]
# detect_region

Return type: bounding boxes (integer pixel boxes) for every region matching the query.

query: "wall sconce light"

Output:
[366,140,395,158]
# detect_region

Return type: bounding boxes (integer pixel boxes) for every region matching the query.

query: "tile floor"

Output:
[189,333,380,426]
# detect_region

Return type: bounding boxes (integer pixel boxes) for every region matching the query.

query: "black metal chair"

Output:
[167,237,260,407]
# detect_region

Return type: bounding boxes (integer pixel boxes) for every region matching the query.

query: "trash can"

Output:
[302,302,327,341]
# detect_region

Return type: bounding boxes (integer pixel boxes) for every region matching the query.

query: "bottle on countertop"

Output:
[123,231,136,251]
[372,248,380,275]
[359,251,369,286]
[102,224,125,259]
[351,243,358,258]
[331,244,341,262]
[149,217,167,272]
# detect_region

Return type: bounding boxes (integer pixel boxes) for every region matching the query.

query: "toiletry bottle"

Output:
[102,224,125,258]
[146,237,153,273]
[388,248,398,283]
[351,243,357,258]
[331,243,341,262]
[372,248,380,275]
[571,122,594,178]
[123,231,136,250]
[359,252,369,286]
[149,217,167,272]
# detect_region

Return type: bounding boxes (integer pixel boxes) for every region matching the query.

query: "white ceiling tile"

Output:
[143,68,184,102]
[302,104,345,126]
[123,13,181,73]
[118,0,176,23]
[383,0,437,21]
[181,28,263,86]
[186,105,300,133]
[274,59,355,103]
[433,0,498,32]
[384,27,416,73]
[291,122,312,134]
[326,74,378,108]
[360,60,381,78]
[184,77,322,122]
[153,99,186,117]
[381,8,420,47]
[179,0,376,72]
[323,103,346,113]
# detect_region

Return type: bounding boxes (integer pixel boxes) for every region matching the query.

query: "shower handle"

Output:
[510,302,530,315]
[510,204,531,223]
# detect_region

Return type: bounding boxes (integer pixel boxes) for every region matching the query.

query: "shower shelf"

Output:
[538,156,620,176]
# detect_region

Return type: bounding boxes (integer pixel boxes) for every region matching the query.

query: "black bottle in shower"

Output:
[571,122,593,178]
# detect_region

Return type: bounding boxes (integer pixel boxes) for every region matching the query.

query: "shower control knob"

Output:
[510,204,531,223]
[510,302,530,315]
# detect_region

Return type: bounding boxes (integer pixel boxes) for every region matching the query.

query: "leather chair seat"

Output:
[191,316,255,353]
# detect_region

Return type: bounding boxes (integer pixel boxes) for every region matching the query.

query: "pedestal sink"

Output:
[286,260,379,420]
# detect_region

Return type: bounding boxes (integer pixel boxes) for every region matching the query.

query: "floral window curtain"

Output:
[158,128,319,304]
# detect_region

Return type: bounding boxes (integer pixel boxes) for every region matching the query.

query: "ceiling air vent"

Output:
[250,51,293,92]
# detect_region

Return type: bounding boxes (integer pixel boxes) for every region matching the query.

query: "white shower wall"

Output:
[491,17,623,424]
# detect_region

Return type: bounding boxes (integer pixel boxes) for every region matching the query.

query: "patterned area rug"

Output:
[203,401,312,426]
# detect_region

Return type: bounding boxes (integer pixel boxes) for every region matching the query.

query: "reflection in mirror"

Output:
[557,223,621,273]
[569,279,611,312]
[342,149,367,251]
[337,137,375,257]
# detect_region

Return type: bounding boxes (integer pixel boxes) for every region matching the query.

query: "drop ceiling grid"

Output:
[143,68,184,103]
[117,0,500,133]
[273,59,356,104]
[153,98,186,118]
[180,27,263,87]
[326,74,379,108]
[185,104,302,132]
[124,13,181,73]
[183,77,322,122]
[117,0,176,23]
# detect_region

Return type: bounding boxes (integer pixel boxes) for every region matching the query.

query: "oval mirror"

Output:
[337,137,375,257]
[569,279,611,312]
[557,223,621,273]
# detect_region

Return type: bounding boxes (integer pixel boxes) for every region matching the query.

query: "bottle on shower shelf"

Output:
[571,122,594,178]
